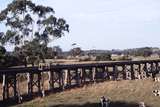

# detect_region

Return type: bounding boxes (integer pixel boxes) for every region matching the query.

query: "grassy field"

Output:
[13,79,160,107]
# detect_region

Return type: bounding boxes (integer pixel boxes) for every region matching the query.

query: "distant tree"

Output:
[70,47,82,57]
[46,47,54,59]
[0,0,69,66]
[135,47,152,57]
[44,46,62,59]
[123,47,153,57]
[95,53,111,61]
[52,46,62,58]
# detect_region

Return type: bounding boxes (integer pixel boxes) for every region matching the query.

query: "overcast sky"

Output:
[1,0,160,51]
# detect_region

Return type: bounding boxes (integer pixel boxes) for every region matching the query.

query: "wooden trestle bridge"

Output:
[0,59,160,103]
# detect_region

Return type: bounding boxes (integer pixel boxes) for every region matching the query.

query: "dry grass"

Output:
[14,79,160,107]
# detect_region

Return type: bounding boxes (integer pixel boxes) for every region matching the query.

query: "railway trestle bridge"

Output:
[0,59,160,103]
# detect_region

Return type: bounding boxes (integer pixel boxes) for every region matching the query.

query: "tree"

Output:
[132,47,153,57]
[13,39,48,66]
[0,46,6,67]
[0,46,19,67]
[52,46,62,58]
[45,47,54,59]
[0,0,69,65]
[13,46,26,65]
[0,0,69,45]
[70,47,82,57]
[95,53,111,61]
[0,46,6,56]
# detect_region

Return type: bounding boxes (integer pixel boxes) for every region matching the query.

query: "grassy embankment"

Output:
[14,79,160,107]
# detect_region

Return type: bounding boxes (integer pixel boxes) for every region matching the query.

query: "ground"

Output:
[14,79,160,107]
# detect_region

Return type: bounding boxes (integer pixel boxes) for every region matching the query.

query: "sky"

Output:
[1,0,160,51]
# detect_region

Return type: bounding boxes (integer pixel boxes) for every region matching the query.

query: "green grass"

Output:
[14,79,160,107]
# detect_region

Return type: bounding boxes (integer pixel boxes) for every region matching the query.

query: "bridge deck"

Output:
[0,59,160,74]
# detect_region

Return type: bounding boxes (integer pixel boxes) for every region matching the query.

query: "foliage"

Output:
[0,0,69,65]
[95,53,111,61]
[52,46,63,57]
[38,46,63,59]
[125,47,153,57]
[0,0,69,46]
[13,39,48,66]
[0,46,20,68]
[0,46,6,56]
[0,46,6,67]
[70,47,82,57]
[45,47,54,59]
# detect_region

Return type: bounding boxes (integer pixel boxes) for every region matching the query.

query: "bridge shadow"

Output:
[0,97,151,107]
[0,88,64,107]
[0,84,151,107]
[49,101,151,107]
[0,85,87,107]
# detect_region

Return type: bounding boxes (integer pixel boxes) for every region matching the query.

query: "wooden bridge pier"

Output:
[2,73,17,101]
[132,64,139,79]
[27,72,42,96]
[94,66,106,82]
[115,65,123,80]
[75,69,81,86]
[49,70,64,90]
[104,66,110,80]
[154,62,159,77]
[65,68,81,87]
[48,71,55,90]
[83,67,94,83]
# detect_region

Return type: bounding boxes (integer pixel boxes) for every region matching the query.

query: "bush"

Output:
[95,53,111,61]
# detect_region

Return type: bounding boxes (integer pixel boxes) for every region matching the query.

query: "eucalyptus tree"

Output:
[0,0,69,66]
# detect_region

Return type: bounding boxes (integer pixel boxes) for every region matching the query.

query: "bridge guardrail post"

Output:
[131,64,135,80]
[2,74,7,101]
